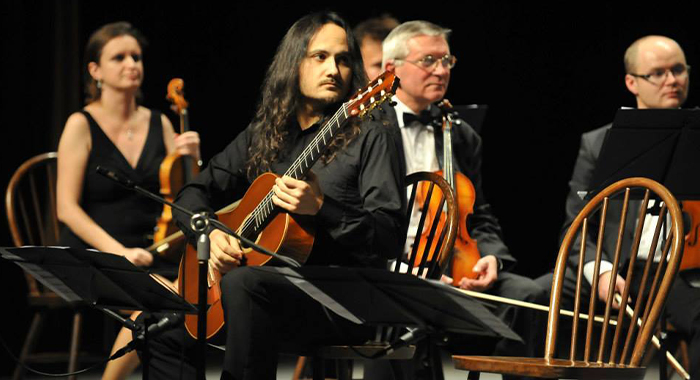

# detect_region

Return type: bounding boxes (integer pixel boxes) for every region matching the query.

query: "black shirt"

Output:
[174,117,405,268]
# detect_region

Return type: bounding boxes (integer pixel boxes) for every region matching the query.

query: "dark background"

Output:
[1,1,697,375]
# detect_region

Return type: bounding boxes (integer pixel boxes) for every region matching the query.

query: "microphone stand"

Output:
[96,166,300,380]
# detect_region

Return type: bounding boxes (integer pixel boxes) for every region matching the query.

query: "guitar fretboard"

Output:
[239,103,351,238]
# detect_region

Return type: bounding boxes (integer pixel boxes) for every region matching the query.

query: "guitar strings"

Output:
[239,80,381,236]
[238,102,349,236]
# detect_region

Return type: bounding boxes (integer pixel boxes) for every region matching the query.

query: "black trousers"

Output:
[665,275,700,380]
[487,272,548,361]
[139,266,374,380]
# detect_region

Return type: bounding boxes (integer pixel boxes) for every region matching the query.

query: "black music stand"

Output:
[452,104,488,134]
[587,108,700,380]
[265,266,520,341]
[0,246,196,379]
[589,108,700,200]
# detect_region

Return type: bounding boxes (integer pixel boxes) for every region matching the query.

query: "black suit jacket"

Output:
[562,123,652,274]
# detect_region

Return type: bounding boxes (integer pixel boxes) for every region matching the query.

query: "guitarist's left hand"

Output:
[272,170,324,215]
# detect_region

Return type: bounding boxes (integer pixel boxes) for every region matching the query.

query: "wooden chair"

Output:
[292,171,459,380]
[5,152,83,380]
[452,177,684,379]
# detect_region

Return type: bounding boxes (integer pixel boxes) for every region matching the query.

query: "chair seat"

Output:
[452,355,647,380]
[315,344,416,360]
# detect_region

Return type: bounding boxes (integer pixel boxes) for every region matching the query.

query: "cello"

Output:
[178,71,399,339]
[414,99,481,281]
[153,78,200,259]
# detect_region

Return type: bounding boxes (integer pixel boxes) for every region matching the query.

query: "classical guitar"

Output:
[179,71,400,339]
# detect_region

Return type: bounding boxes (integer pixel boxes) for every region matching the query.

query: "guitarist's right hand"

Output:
[209,229,244,274]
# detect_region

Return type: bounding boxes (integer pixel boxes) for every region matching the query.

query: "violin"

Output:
[414,99,481,281]
[153,78,200,259]
[680,200,700,270]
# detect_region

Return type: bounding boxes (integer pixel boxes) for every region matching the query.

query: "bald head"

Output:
[624,36,685,73]
[624,35,689,109]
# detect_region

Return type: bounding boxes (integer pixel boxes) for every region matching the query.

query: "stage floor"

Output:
[13,350,679,380]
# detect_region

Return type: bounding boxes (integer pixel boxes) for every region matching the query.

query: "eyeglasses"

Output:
[629,64,691,85]
[399,54,457,72]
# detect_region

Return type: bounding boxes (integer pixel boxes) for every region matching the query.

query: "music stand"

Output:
[589,108,700,200]
[265,266,521,342]
[452,104,488,134]
[0,246,196,379]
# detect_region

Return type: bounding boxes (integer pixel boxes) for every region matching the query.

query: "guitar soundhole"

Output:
[238,215,264,256]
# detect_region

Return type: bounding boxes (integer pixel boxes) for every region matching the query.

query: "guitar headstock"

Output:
[346,71,400,118]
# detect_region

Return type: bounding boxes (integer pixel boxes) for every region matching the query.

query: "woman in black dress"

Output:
[56,22,200,379]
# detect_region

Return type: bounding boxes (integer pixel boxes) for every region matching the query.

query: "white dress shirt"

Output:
[393,97,442,255]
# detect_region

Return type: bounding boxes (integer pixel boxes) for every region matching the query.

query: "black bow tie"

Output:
[403,110,436,127]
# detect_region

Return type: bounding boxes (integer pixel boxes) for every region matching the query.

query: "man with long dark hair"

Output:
[141,11,405,379]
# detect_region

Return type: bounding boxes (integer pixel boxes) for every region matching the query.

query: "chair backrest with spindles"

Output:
[547,177,684,367]
[5,152,61,294]
[397,171,458,280]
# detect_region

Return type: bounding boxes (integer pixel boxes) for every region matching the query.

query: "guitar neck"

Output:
[283,104,350,179]
[241,102,351,238]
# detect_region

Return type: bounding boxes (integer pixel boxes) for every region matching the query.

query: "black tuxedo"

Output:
[366,106,547,380]
[384,105,516,268]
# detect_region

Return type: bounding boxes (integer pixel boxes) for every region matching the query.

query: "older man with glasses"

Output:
[366,20,547,380]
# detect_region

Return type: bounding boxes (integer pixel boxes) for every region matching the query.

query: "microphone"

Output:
[96,166,135,188]
[110,313,184,361]
[136,312,184,340]
[372,327,425,359]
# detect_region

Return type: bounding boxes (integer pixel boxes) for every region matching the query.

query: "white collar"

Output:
[393,96,433,129]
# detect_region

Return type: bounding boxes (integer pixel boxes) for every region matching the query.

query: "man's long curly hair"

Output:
[245,11,368,180]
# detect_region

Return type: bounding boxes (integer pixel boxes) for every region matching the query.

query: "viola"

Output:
[680,200,700,270]
[413,99,481,281]
[153,79,200,260]
[178,71,400,339]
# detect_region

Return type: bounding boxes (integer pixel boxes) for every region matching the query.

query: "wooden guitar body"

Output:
[179,173,314,339]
